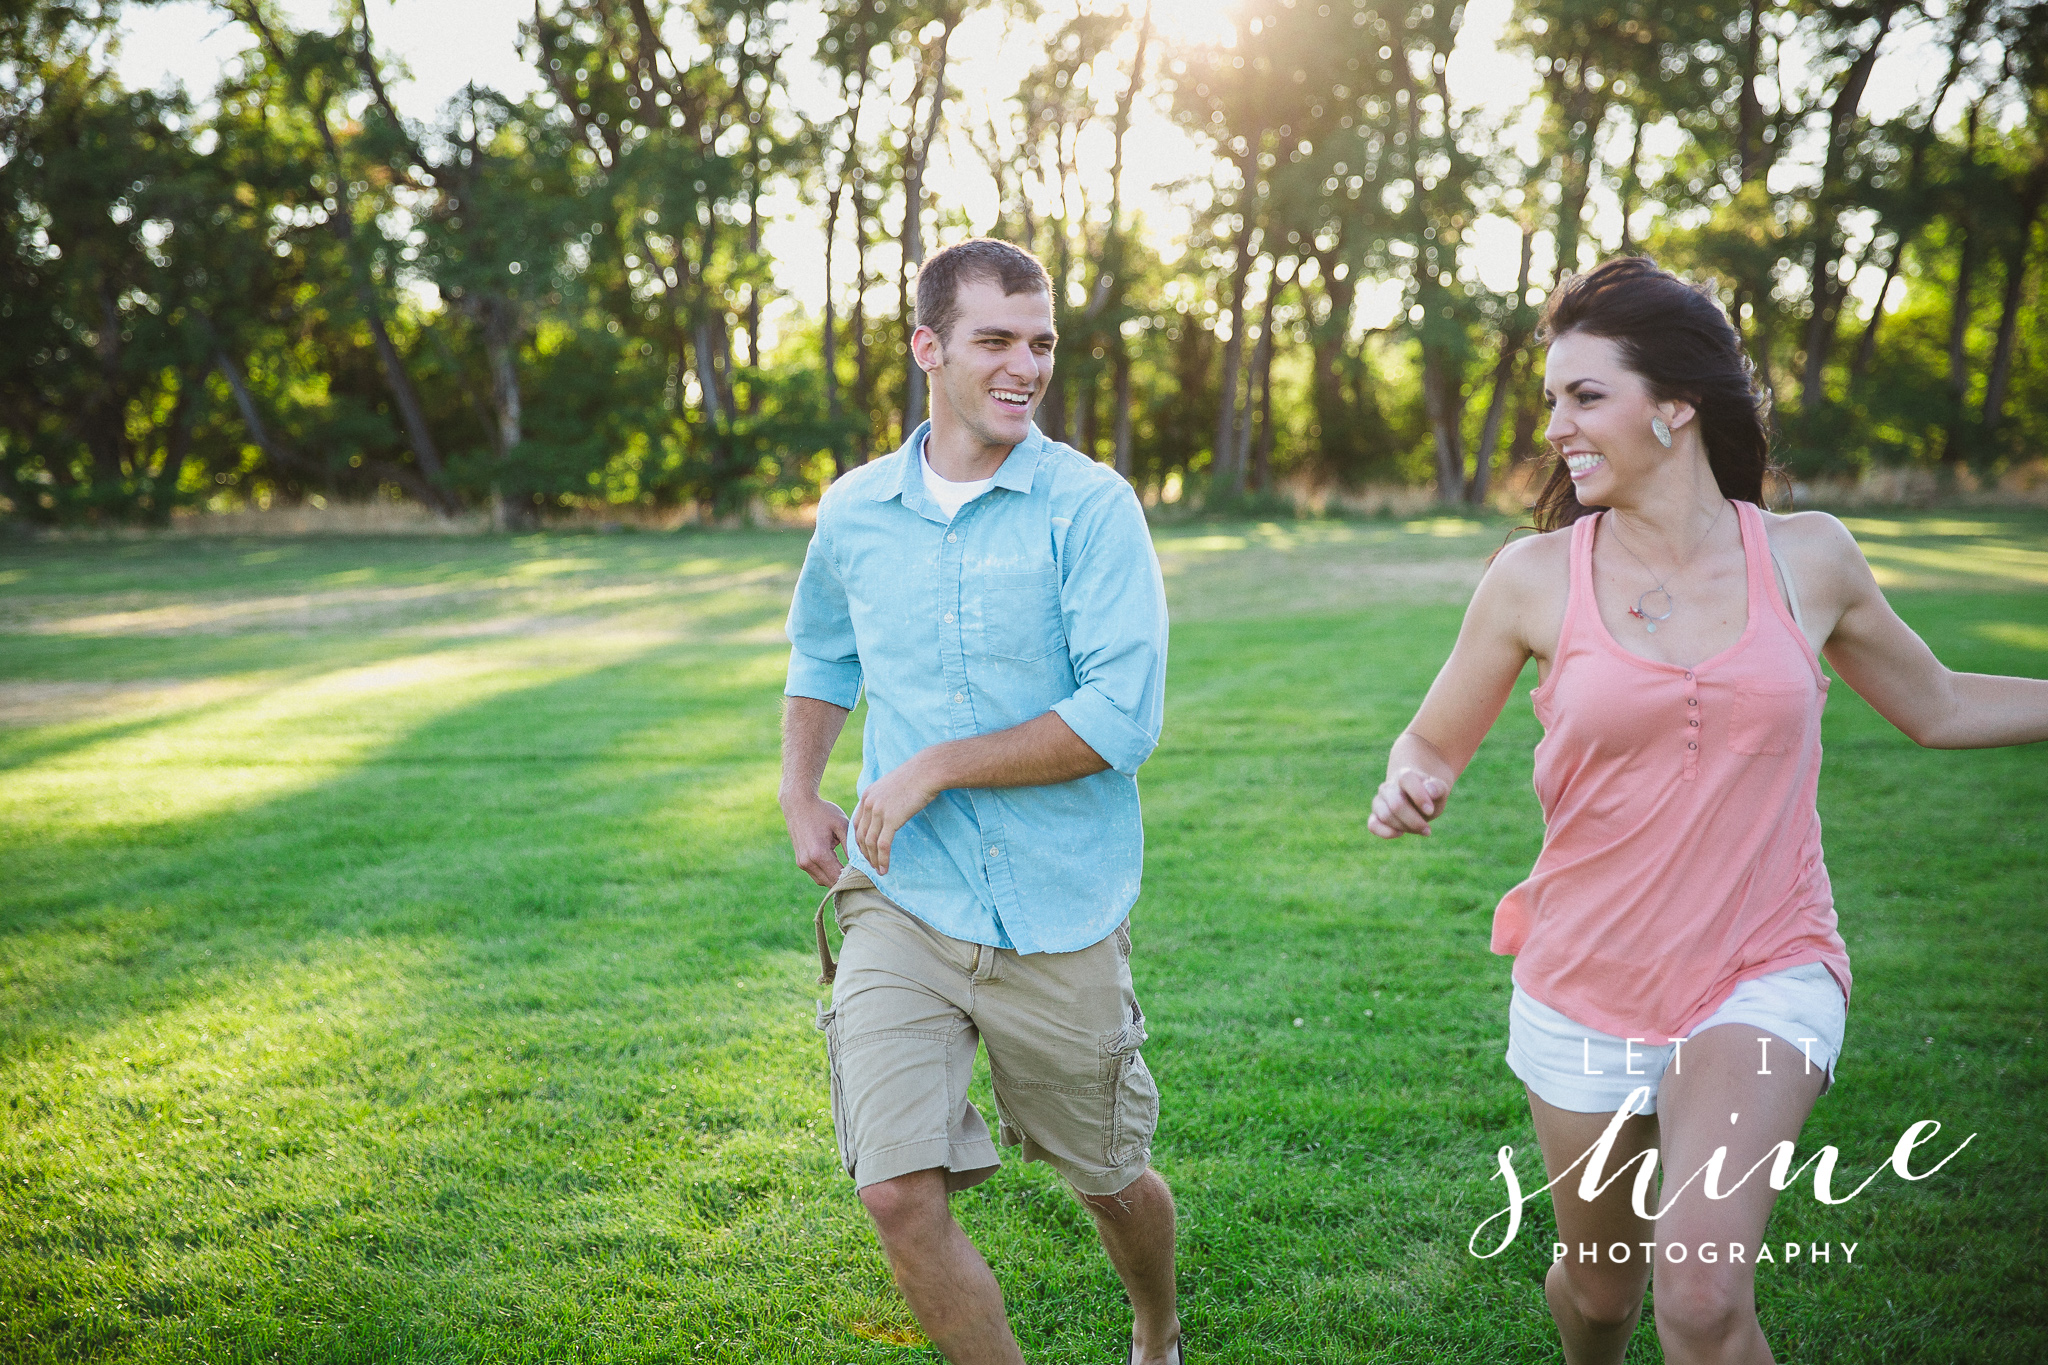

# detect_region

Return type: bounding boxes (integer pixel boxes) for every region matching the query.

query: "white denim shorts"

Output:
[1506,961,1847,1115]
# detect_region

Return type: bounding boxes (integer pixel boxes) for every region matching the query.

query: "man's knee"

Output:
[1075,1168,1168,1224]
[858,1169,949,1241]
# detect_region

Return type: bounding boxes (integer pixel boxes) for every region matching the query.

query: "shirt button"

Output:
[942,612,955,624]
[947,532,958,543]
[987,846,1002,858]
[953,692,965,702]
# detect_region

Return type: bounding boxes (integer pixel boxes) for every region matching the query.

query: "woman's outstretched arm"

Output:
[1369,533,1560,838]
[1793,515,2048,749]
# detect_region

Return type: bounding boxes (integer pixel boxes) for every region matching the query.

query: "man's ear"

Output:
[910,324,943,375]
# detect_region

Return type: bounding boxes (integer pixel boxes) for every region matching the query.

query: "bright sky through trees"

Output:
[110,0,1956,344]
[21,0,2025,529]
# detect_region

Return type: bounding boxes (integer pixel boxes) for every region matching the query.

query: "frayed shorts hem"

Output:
[1018,1137,1152,1197]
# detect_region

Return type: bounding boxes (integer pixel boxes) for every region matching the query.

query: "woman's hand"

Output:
[1368,765,1450,838]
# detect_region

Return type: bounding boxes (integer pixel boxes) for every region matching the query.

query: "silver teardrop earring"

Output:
[1651,416,1673,448]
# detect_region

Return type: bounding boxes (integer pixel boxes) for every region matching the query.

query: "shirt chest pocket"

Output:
[974,567,1065,662]
[1726,683,1813,756]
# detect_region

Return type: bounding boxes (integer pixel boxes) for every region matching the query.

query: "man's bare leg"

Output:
[1079,1170,1181,1365]
[859,1169,1023,1365]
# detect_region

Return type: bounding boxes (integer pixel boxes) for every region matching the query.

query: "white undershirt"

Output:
[920,436,995,521]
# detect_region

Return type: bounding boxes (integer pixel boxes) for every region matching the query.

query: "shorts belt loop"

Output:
[815,886,839,985]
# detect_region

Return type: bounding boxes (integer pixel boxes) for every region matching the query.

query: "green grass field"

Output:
[1,509,2043,1363]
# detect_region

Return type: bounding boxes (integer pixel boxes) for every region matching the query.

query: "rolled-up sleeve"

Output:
[1049,483,1167,776]
[785,525,864,708]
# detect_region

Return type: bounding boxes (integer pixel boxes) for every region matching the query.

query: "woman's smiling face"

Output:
[1542,331,1679,504]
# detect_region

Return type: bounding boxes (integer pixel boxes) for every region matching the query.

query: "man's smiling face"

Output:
[918,276,1056,456]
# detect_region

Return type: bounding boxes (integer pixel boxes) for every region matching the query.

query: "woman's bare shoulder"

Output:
[1484,522,1574,587]
[1760,508,1880,616]
[1760,507,1869,571]
[1471,524,1573,650]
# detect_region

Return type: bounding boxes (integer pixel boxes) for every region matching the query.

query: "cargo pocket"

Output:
[1101,1002,1157,1166]
[816,1004,858,1177]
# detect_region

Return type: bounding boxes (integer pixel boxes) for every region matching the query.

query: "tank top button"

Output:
[1684,671,1694,681]
[1687,741,1698,750]
[1689,719,1699,727]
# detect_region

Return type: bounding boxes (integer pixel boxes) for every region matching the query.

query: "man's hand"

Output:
[782,792,852,887]
[851,756,941,875]
[781,696,853,886]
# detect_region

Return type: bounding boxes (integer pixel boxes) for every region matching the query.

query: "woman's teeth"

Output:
[1566,453,1604,474]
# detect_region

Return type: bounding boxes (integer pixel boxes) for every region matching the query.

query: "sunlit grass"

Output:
[1837,511,2048,589]
[0,509,2043,1362]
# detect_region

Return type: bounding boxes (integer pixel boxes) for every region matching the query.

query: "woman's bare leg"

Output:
[1527,1090,1661,1365]
[1647,1026,1826,1365]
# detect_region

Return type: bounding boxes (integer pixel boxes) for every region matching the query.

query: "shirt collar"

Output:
[868,420,1045,501]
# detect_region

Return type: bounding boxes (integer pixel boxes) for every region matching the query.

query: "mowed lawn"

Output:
[0,508,2043,1364]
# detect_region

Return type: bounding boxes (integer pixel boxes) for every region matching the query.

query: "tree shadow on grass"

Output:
[0,637,895,1363]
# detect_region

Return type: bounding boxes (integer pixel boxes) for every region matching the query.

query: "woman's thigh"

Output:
[1648,1025,1827,1311]
[1529,1088,1661,1306]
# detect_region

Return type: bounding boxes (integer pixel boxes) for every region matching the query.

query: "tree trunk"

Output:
[476,294,523,530]
[215,347,314,490]
[1850,235,1904,381]
[149,364,202,524]
[1424,347,1465,505]
[1941,101,1985,466]
[1798,5,1898,411]
[1547,56,1605,285]
[1403,57,1465,505]
[1737,0,1767,186]
[1730,0,1773,379]
[1040,212,1071,442]
[1509,352,1544,463]
[1472,224,1536,503]
[1246,261,1285,494]
[82,283,130,487]
[1111,350,1134,480]
[1982,161,2047,430]
[254,0,454,509]
[1211,169,1259,495]
[1618,110,1644,254]
[1306,255,1375,486]
[898,17,957,437]
[853,177,873,464]
[822,58,868,478]
[743,178,762,415]
[1851,3,1985,390]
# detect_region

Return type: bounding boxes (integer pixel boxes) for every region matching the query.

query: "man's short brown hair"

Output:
[914,238,1053,347]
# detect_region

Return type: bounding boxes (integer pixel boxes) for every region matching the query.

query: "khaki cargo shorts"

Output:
[812,867,1158,1197]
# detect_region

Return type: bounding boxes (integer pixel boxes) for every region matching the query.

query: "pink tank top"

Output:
[1493,500,1851,1041]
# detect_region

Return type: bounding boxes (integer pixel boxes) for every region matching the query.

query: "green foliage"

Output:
[1,2,2044,522]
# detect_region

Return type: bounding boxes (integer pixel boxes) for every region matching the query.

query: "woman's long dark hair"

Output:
[1528,256,1778,532]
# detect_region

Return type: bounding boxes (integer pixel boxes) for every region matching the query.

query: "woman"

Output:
[1367,256,2047,1365]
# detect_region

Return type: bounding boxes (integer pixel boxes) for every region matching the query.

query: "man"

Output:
[779,237,1179,1365]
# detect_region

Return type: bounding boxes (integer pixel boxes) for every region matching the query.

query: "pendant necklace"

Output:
[1608,500,1726,636]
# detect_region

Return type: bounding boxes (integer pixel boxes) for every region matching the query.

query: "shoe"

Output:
[1125,1339,1184,1365]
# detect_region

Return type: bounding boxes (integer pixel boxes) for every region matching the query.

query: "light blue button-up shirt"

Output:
[784,421,1168,955]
